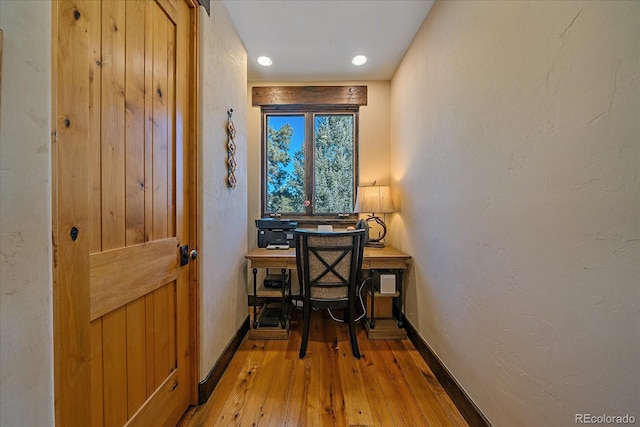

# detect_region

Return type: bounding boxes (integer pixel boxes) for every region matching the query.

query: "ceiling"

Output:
[223,0,435,82]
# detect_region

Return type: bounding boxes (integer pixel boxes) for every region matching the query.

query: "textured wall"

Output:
[198,1,249,379]
[389,1,639,425]
[0,2,53,426]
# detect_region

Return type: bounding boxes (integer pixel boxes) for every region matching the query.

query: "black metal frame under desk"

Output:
[245,246,412,340]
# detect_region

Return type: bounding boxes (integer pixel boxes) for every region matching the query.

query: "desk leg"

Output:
[369,270,376,329]
[252,267,258,329]
[397,269,404,328]
[280,268,287,329]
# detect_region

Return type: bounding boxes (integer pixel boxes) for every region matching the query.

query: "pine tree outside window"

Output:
[254,86,366,222]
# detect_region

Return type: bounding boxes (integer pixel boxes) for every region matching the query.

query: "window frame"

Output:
[253,85,367,225]
[260,105,360,223]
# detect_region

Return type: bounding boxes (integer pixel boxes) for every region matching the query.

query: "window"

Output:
[264,110,357,216]
[254,86,367,220]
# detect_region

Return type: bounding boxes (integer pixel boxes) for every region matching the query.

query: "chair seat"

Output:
[310,286,348,300]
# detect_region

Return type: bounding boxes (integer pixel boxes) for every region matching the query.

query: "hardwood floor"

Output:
[183,309,468,426]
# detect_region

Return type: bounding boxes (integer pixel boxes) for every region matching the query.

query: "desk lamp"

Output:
[354,183,395,247]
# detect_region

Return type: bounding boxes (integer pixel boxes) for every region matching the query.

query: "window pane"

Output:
[314,115,354,213]
[265,115,306,213]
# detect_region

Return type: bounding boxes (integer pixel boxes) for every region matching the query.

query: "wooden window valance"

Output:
[252,86,367,107]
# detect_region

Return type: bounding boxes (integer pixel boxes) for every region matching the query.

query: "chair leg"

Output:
[299,301,310,359]
[347,306,361,359]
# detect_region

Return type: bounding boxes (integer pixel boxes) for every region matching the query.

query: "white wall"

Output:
[198,2,249,379]
[390,1,639,426]
[0,2,53,426]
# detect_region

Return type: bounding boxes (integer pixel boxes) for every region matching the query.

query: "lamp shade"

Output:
[354,185,395,214]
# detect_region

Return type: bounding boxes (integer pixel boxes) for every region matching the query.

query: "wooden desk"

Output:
[245,246,412,339]
[246,245,411,269]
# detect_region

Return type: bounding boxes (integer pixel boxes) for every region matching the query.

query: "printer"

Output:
[256,218,297,248]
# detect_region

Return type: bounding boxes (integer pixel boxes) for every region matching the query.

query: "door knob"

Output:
[189,250,197,261]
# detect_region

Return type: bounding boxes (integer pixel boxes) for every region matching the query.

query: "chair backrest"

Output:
[294,229,365,302]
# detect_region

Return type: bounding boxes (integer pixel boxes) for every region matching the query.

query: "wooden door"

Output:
[52,0,198,425]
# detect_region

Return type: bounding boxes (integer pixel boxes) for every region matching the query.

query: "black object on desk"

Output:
[256,218,297,248]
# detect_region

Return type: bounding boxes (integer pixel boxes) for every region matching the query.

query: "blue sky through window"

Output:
[268,116,304,150]
[268,115,304,174]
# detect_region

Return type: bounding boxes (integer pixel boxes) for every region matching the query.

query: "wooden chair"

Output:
[294,229,366,359]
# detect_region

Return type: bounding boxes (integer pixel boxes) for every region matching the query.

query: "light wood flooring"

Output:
[182,309,468,426]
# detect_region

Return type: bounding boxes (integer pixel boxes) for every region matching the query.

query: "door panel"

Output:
[124,0,147,247]
[53,0,195,425]
[90,238,178,320]
[90,0,184,424]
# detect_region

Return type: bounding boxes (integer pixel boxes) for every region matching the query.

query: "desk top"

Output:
[245,245,411,270]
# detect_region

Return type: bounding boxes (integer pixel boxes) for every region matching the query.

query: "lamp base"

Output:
[365,241,385,248]
[365,214,387,247]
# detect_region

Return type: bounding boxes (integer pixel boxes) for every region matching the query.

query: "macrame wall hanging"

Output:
[227,109,237,188]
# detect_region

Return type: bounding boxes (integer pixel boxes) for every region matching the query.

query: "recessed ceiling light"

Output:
[352,55,367,66]
[257,56,272,66]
